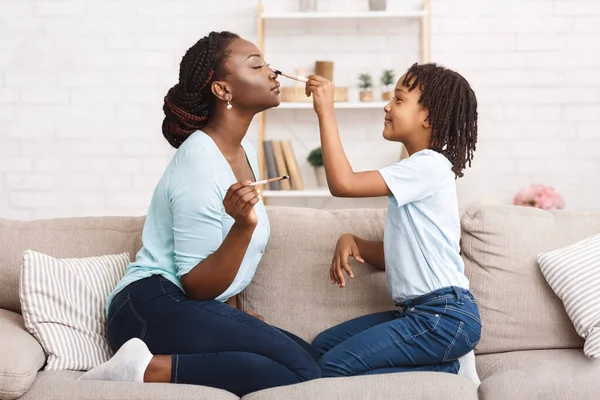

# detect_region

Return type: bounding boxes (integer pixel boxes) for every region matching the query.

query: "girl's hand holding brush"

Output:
[305,75,335,116]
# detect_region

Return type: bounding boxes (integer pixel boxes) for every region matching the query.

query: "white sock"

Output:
[457,350,481,387]
[79,338,154,383]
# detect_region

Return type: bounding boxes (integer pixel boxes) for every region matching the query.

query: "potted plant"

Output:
[369,0,387,11]
[380,69,395,101]
[358,73,373,102]
[299,0,317,12]
[307,147,327,187]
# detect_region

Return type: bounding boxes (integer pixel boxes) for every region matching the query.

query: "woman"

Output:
[80,31,321,397]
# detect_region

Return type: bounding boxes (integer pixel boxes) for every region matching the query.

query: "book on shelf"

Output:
[270,141,292,190]
[262,140,281,190]
[281,140,304,190]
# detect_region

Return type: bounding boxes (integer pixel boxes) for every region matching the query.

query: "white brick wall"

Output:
[1,0,599,220]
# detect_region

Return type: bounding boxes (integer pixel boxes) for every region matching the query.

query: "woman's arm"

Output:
[181,222,255,301]
[179,182,260,301]
[306,75,392,198]
[225,295,237,308]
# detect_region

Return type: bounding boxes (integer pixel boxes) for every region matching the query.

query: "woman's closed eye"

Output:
[395,96,402,103]
[253,63,271,69]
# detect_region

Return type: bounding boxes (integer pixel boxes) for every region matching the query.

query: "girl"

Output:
[80,32,320,396]
[305,63,481,385]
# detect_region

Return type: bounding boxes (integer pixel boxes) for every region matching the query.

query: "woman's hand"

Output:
[223,181,260,229]
[245,310,267,324]
[306,75,335,116]
[331,234,364,288]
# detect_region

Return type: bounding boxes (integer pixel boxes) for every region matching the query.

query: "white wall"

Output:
[1,0,599,219]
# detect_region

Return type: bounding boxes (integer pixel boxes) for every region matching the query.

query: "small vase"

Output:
[381,91,393,101]
[359,90,373,102]
[314,166,327,187]
[369,0,387,11]
[299,0,317,12]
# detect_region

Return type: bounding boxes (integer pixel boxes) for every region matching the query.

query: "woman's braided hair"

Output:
[402,63,478,178]
[162,31,240,148]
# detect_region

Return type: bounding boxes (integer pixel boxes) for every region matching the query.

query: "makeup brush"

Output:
[249,175,290,187]
[274,70,308,83]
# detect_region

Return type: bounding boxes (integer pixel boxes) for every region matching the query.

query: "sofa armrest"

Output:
[0,309,45,400]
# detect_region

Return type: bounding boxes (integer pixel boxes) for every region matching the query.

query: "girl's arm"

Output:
[306,75,392,198]
[354,236,385,271]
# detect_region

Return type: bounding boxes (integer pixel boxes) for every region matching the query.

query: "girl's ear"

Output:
[422,113,431,129]
[211,81,231,102]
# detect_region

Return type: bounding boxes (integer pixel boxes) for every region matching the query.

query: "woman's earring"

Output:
[227,99,232,110]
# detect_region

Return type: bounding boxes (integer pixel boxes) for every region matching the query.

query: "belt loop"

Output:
[453,286,464,305]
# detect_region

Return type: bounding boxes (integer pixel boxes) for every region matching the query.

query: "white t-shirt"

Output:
[378,149,469,304]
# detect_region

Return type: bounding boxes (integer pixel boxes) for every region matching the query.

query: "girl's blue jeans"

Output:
[312,286,481,377]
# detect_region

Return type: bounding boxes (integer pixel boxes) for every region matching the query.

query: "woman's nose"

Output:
[268,67,277,79]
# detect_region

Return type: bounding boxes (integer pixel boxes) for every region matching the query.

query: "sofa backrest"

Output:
[239,207,394,343]
[0,217,145,313]
[462,205,600,355]
[4,205,599,355]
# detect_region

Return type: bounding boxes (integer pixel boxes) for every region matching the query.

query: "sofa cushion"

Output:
[0,309,45,400]
[239,207,393,343]
[538,233,600,358]
[20,251,130,371]
[461,205,600,354]
[0,216,144,313]
[241,372,478,400]
[19,370,238,400]
[476,349,600,400]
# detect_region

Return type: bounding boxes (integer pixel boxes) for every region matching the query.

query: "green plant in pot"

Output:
[307,147,327,187]
[380,69,395,101]
[369,0,387,11]
[358,73,373,102]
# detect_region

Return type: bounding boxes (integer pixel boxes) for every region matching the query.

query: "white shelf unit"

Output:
[261,11,427,20]
[256,0,431,201]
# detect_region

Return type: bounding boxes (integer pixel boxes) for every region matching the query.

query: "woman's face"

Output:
[221,38,281,112]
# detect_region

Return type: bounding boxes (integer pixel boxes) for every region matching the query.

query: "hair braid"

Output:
[162,31,239,148]
[402,63,478,178]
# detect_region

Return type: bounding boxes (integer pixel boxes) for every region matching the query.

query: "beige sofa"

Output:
[1,205,600,400]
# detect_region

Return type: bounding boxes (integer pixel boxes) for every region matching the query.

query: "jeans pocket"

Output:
[442,321,481,362]
[107,295,148,350]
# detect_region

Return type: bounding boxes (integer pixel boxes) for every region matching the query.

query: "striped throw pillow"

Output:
[538,233,600,358]
[20,250,129,371]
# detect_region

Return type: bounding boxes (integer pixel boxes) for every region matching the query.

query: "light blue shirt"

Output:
[105,131,270,315]
[378,149,469,304]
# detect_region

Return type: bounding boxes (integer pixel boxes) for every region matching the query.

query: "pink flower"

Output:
[513,184,564,210]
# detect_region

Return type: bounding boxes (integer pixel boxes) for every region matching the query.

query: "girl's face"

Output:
[382,75,430,143]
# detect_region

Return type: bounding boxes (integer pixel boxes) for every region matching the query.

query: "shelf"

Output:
[261,11,426,20]
[261,189,331,198]
[276,101,388,109]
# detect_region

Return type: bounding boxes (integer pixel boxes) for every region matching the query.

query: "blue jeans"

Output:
[312,286,481,377]
[107,275,321,397]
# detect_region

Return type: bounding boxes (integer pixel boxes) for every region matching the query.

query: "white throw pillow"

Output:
[20,250,129,371]
[538,233,600,358]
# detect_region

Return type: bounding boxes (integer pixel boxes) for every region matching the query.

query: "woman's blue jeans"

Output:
[107,275,321,396]
[312,286,481,377]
